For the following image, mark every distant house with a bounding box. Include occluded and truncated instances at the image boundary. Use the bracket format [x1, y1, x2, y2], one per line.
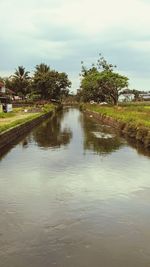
[0, 82, 15, 112]
[0, 82, 15, 98]
[119, 93, 135, 102]
[139, 93, 150, 101]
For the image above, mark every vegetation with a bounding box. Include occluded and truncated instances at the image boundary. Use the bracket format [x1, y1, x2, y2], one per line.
[31, 64, 71, 100]
[1, 63, 71, 101]
[0, 113, 40, 133]
[83, 103, 150, 128]
[82, 103, 150, 147]
[4, 66, 31, 98]
[0, 104, 55, 134]
[78, 55, 129, 105]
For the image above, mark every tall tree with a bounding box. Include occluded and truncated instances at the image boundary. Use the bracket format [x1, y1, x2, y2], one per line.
[97, 71, 128, 105]
[11, 66, 30, 97]
[32, 64, 71, 100]
[80, 55, 129, 105]
[35, 63, 50, 74]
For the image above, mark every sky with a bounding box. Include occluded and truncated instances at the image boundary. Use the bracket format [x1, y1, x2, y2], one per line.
[0, 0, 150, 92]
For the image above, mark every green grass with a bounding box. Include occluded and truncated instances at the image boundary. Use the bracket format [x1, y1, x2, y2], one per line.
[41, 103, 55, 113]
[84, 103, 150, 128]
[0, 103, 55, 134]
[0, 112, 16, 118]
[0, 114, 40, 133]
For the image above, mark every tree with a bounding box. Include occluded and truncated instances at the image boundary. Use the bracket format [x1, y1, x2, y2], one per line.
[35, 63, 50, 74]
[79, 55, 129, 105]
[80, 69, 106, 102]
[97, 71, 128, 105]
[11, 66, 30, 97]
[32, 63, 71, 100]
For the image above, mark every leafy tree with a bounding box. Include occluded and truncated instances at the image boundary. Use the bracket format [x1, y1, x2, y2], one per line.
[131, 89, 142, 101]
[97, 71, 128, 105]
[32, 63, 71, 100]
[80, 69, 105, 102]
[79, 55, 129, 105]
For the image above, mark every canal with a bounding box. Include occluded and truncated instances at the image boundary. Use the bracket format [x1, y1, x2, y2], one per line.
[0, 108, 150, 267]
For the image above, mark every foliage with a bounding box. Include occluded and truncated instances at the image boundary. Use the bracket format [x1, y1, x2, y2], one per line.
[84, 103, 150, 128]
[80, 69, 105, 102]
[0, 103, 56, 133]
[42, 103, 55, 113]
[0, 113, 40, 133]
[32, 63, 71, 101]
[1, 63, 71, 101]
[0, 111, 15, 118]
[79, 55, 129, 105]
[10, 66, 31, 97]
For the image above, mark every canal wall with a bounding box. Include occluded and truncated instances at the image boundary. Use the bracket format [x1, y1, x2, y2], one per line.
[0, 111, 54, 150]
[84, 110, 150, 149]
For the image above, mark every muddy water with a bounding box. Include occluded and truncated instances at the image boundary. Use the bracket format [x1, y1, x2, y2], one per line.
[0, 108, 150, 267]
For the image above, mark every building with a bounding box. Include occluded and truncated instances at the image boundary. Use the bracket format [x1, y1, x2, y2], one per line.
[139, 93, 150, 101]
[0, 82, 14, 112]
[0, 82, 15, 98]
[119, 93, 135, 102]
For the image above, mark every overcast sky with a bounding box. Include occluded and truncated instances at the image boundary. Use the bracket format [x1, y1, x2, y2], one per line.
[0, 0, 150, 91]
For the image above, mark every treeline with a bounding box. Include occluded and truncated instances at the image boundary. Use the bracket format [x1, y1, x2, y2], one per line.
[77, 55, 143, 105]
[0, 64, 71, 101]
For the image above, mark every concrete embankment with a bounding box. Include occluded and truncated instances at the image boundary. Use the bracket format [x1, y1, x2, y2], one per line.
[0, 111, 53, 150]
[84, 110, 150, 149]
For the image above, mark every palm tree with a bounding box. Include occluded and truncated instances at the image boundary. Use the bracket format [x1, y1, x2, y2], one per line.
[13, 66, 30, 81]
[35, 63, 50, 74]
[12, 66, 30, 97]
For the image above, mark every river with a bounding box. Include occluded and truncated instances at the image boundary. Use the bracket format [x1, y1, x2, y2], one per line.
[0, 108, 150, 267]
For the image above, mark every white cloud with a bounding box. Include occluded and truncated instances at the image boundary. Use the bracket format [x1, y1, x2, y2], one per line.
[0, 0, 150, 91]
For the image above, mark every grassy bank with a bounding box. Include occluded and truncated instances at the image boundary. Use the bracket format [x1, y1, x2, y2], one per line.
[0, 104, 55, 134]
[84, 103, 150, 128]
[83, 103, 150, 147]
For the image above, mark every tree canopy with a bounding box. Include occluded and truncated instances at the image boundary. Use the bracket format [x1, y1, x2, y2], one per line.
[1, 63, 71, 101]
[79, 55, 129, 105]
[32, 64, 71, 100]
[4, 66, 31, 98]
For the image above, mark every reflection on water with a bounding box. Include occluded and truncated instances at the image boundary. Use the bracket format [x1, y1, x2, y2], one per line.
[32, 110, 72, 149]
[0, 108, 150, 267]
[0, 110, 72, 160]
[80, 113, 124, 155]
[126, 137, 150, 158]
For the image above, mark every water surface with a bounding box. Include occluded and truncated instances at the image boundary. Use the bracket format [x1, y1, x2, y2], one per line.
[0, 108, 150, 267]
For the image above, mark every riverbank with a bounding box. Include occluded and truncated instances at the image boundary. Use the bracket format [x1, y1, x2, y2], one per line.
[0, 104, 56, 149]
[0, 104, 55, 133]
[82, 103, 150, 148]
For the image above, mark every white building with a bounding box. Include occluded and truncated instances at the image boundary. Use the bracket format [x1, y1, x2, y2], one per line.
[139, 93, 150, 101]
[119, 93, 135, 102]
